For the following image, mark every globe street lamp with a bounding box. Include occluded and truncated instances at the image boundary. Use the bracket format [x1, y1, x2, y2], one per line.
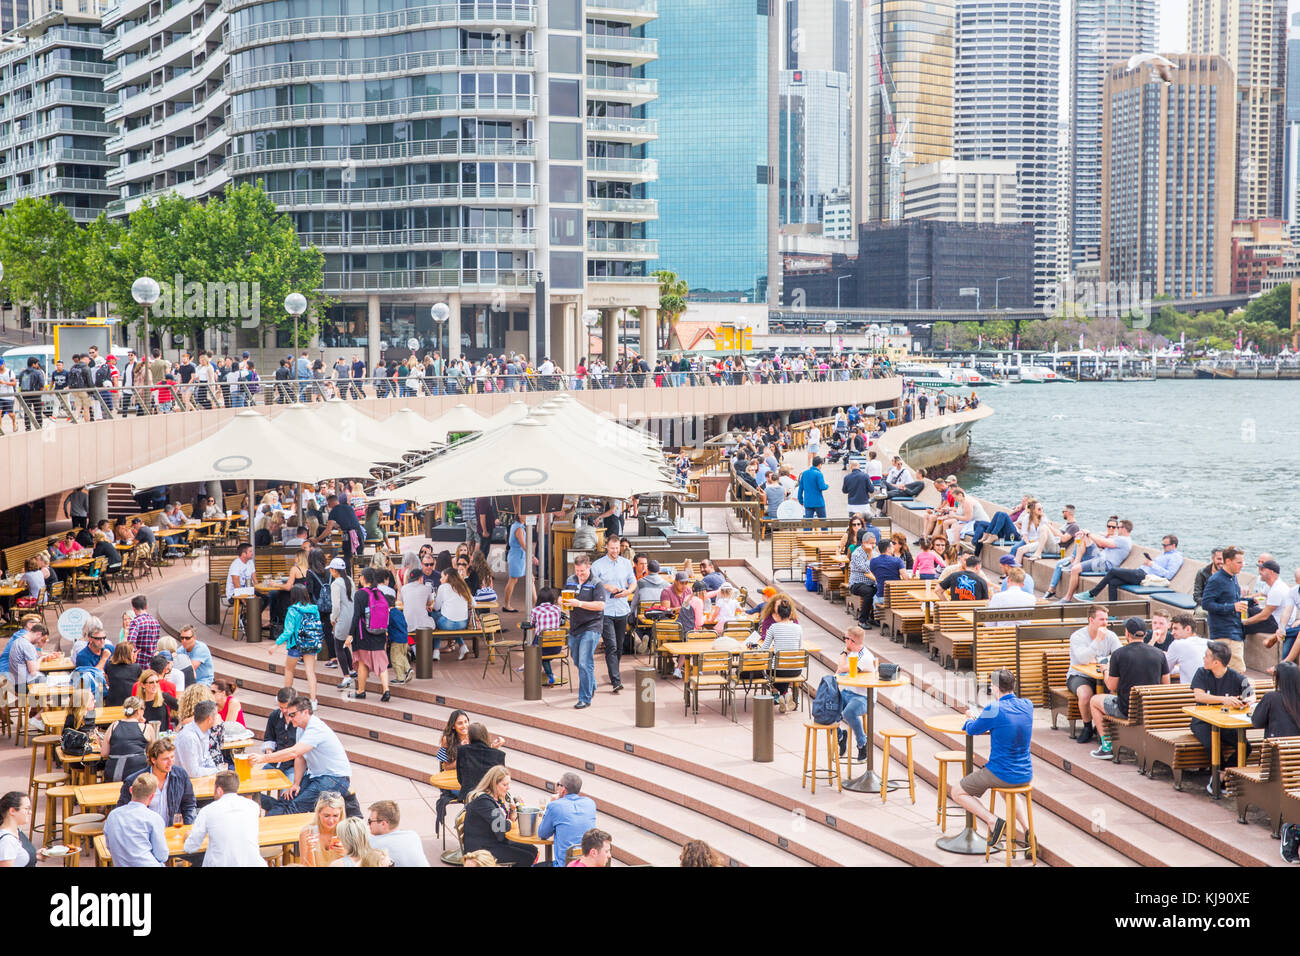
[284, 292, 307, 351]
[582, 309, 600, 363]
[431, 301, 450, 353]
[824, 319, 837, 352]
[131, 276, 160, 355]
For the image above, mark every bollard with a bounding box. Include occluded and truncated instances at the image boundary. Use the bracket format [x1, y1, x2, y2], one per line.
[204, 581, 220, 626]
[415, 627, 433, 680]
[244, 594, 263, 644]
[635, 666, 655, 727]
[523, 644, 542, 701]
[753, 694, 774, 762]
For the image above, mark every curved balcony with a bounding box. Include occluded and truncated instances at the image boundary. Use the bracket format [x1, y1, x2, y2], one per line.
[586, 196, 657, 220]
[586, 0, 657, 25]
[225, 3, 536, 54]
[263, 181, 537, 209]
[584, 32, 657, 65]
[585, 155, 656, 181]
[584, 74, 656, 105]
[228, 93, 536, 134]
[229, 138, 534, 175]
[300, 226, 535, 251]
[586, 237, 657, 257]
[322, 267, 536, 292]
[585, 115, 657, 142]
[225, 49, 533, 94]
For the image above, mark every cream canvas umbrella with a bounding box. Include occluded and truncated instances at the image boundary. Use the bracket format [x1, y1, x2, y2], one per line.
[426, 402, 492, 444]
[273, 403, 413, 464]
[483, 400, 531, 430]
[314, 399, 431, 457]
[371, 407, 447, 453]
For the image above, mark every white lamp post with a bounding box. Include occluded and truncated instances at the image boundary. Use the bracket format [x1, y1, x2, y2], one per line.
[131, 276, 160, 355]
[284, 292, 308, 351]
[582, 309, 600, 362]
[824, 319, 837, 352]
[431, 301, 450, 354]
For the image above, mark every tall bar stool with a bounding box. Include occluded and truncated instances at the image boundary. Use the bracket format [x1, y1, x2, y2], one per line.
[67, 820, 104, 867]
[44, 785, 77, 848]
[28, 734, 62, 802]
[985, 783, 1037, 866]
[801, 722, 842, 794]
[30, 770, 68, 842]
[933, 750, 967, 832]
[878, 727, 916, 804]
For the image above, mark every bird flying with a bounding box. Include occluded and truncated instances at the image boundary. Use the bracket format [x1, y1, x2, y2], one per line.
[1126, 53, 1177, 85]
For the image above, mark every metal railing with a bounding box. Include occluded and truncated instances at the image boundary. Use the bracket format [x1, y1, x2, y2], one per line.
[227, 137, 535, 174]
[225, 49, 534, 92]
[584, 74, 658, 96]
[264, 182, 538, 207]
[583, 33, 658, 56]
[585, 237, 657, 255]
[586, 196, 657, 217]
[229, 93, 536, 132]
[300, 226, 536, 249]
[2, 365, 895, 433]
[225, 3, 536, 53]
[585, 115, 658, 137]
[585, 156, 657, 177]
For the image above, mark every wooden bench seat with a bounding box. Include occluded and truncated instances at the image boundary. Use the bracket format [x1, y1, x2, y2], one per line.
[1140, 679, 1273, 788]
[1044, 647, 1081, 735]
[878, 579, 927, 643]
[1225, 736, 1300, 836]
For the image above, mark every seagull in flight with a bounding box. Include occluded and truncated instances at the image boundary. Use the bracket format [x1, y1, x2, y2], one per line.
[1126, 53, 1177, 85]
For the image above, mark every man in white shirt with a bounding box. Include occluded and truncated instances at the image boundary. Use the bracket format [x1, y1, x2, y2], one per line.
[1164, 613, 1209, 683]
[834, 627, 877, 762]
[988, 568, 1037, 613]
[807, 424, 821, 457]
[367, 800, 430, 867]
[176, 700, 224, 776]
[1066, 605, 1121, 745]
[1244, 559, 1290, 640]
[183, 770, 266, 867]
[227, 543, 256, 600]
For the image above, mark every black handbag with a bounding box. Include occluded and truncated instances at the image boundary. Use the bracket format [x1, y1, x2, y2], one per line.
[61, 726, 91, 757]
[877, 663, 900, 680]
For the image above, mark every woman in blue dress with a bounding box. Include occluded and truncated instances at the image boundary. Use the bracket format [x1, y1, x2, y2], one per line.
[502, 517, 527, 612]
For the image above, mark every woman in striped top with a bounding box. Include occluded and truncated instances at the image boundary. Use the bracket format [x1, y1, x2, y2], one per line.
[760, 599, 804, 713]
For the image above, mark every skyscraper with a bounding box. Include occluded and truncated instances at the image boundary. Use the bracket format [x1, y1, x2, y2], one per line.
[953, 0, 1059, 306]
[1188, 0, 1288, 221]
[1101, 54, 1237, 297]
[646, 0, 771, 298]
[1070, 0, 1159, 268]
[1284, 12, 1300, 238]
[779, 68, 850, 228]
[784, 0, 850, 74]
[854, 0, 954, 228]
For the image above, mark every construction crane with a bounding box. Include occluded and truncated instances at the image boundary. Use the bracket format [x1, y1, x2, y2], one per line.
[866, 7, 909, 222]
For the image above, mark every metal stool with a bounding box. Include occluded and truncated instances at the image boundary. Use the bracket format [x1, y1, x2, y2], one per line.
[801, 722, 842, 794]
[30, 771, 68, 842]
[933, 750, 966, 832]
[985, 783, 1037, 866]
[878, 727, 916, 804]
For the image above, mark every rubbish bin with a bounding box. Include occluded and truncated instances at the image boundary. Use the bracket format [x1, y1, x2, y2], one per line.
[524, 644, 542, 701]
[753, 694, 774, 762]
[635, 666, 655, 727]
[244, 594, 263, 644]
[205, 581, 220, 625]
[415, 627, 434, 680]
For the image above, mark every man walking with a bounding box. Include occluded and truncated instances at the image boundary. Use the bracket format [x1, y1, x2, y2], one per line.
[797, 456, 829, 519]
[590, 535, 635, 693]
[566, 554, 606, 710]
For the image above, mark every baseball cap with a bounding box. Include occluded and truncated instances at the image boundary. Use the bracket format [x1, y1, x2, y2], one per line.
[1124, 617, 1147, 637]
[674, 570, 691, 582]
[1260, 559, 1281, 574]
[328, 558, 347, 571]
[998, 555, 1016, 566]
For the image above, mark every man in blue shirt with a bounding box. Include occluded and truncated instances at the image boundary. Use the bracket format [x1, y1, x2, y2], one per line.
[103, 773, 169, 867]
[1200, 546, 1248, 673]
[950, 668, 1034, 847]
[1084, 533, 1184, 601]
[590, 535, 635, 693]
[797, 456, 829, 519]
[179, 627, 213, 685]
[537, 771, 598, 867]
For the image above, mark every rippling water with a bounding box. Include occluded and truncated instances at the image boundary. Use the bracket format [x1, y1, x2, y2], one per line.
[958, 381, 1300, 572]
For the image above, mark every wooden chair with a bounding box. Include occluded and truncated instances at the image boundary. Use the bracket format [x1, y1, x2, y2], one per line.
[735, 650, 771, 710]
[686, 651, 735, 723]
[1226, 737, 1300, 837]
[769, 650, 809, 714]
[878, 579, 927, 640]
[539, 630, 571, 690]
[652, 620, 680, 676]
[801, 722, 842, 793]
[984, 784, 1037, 866]
[879, 727, 917, 804]
[1044, 647, 1081, 734]
[38, 581, 66, 627]
[1142, 678, 1273, 787]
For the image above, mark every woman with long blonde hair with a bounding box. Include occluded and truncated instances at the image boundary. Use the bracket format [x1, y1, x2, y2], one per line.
[462, 766, 536, 866]
[329, 817, 391, 867]
[299, 791, 346, 867]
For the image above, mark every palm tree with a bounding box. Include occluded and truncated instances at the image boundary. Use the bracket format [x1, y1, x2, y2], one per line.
[653, 269, 688, 353]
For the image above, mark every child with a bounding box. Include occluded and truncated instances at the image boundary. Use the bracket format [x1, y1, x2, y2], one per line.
[913, 537, 946, 581]
[712, 583, 740, 634]
[274, 584, 322, 707]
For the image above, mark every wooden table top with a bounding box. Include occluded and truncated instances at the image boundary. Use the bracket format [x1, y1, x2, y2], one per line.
[50, 557, 92, 568]
[0, 584, 25, 596]
[836, 671, 911, 690]
[659, 641, 822, 656]
[75, 768, 290, 808]
[1182, 705, 1253, 729]
[924, 713, 972, 735]
[41, 707, 126, 728]
[506, 822, 553, 847]
[38, 657, 75, 672]
[94, 812, 315, 862]
[1076, 662, 1104, 681]
[429, 769, 459, 791]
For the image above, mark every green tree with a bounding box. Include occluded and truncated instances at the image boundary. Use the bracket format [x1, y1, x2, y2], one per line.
[653, 269, 688, 325]
[1240, 282, 1290, 329]
[63, 213, 126, 315]
[0, 197, 79, 327]
[115, 192, 193, 338]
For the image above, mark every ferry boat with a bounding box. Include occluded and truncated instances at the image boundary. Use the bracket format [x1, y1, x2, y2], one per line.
[898, 363, 994, 388]
[1017, 365, 1073, 384]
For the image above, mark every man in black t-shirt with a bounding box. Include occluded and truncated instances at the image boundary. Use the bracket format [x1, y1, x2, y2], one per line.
[1090, 619, 1170, 759]
[316, 494, 363, 569]
[176, 351, 196, 410]
[940, 556, 989, 601]
[566, 554, 606, 711]
[1189, 640, 1251, 784]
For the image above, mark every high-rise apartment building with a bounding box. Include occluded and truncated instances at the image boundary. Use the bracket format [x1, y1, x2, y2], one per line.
[1284, 12, 1300, 237]
[953, 0, 1058, 306]
[100, 0, 663, 366]
[1070, 0, 1158, 268]
[779, 67, 849, 228]
[0, 0, 112, 222]
[1055, 121, 1071, 281]
[1101, 54, 1236, 297]
[784, 0, 849, 74]
[646, 0, 770, 298]
[902, 159, 1018, 224]
[854, 0, 954, 228]
[1188, 0, 1287, 221]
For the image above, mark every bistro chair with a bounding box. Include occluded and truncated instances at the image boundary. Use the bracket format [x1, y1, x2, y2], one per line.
[539, 630, 571, 690]
[686, 651, 736, 723]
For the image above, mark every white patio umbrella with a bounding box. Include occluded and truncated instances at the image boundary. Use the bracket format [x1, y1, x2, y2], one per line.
[371, 407, 446, 453]
[316, 399, 428, 457]
[427, 402, 491, 443]
[273, 403, 413, 464]
[483, 400, 531, 430]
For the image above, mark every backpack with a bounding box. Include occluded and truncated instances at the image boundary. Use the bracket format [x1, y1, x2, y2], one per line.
[292, 606, 323, 654]
[387, 605, 408, 645]
[310, 570, 331, 617]
[811, 674, 843, 726]
[94, 364, 113, 388]
[360, 587, 390, 638]
[18, 367, 39, 391]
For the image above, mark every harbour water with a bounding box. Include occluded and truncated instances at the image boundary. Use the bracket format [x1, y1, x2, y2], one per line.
[956, 380, 1299, 574]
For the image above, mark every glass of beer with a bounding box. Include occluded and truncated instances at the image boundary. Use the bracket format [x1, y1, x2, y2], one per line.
[848, 654, 859, 678]
[234, 753, 252, 783]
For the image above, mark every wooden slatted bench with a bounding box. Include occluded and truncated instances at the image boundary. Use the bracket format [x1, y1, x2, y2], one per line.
[1225, 736, 1300, 836]
[1099, 684, 1167, 770]
[1044, 647, 1079, 734]
[971, 626, 1018, 689]
[878, 579, 927, 643]
[923, 600, 986, 655]
[1144, 679, 1275, 788]
[770, 528, 841, 582]
[2, 536, 55, 576]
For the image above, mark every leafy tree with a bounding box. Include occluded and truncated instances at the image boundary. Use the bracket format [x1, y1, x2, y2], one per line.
[0, 197, 79, 325]
[653, 269, 688, 325]
[1240, 282, 1290, 329]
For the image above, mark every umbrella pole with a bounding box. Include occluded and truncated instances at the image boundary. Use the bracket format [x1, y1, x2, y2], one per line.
[524, 515, 536, 619]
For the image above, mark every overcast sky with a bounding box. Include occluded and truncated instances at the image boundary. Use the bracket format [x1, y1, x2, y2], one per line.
[1158, 0, 1300, 52]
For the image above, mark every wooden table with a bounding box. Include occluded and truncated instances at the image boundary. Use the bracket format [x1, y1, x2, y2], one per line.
[41, 707, 125, 729]
[1075, 661, 1106, 693]
[75, 767, 291, 809]
[506, 821, 554, 864]
[1183, 705, 1252, 799]
[429, 769, 459, 792]
[50, 556, 93, 592]
[924, 712, 984, 855]
[659, 641, 822, 708]
[38, 657, 75, 673]
[93, 811, 314, 866]
[837, 671, 911, 793]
